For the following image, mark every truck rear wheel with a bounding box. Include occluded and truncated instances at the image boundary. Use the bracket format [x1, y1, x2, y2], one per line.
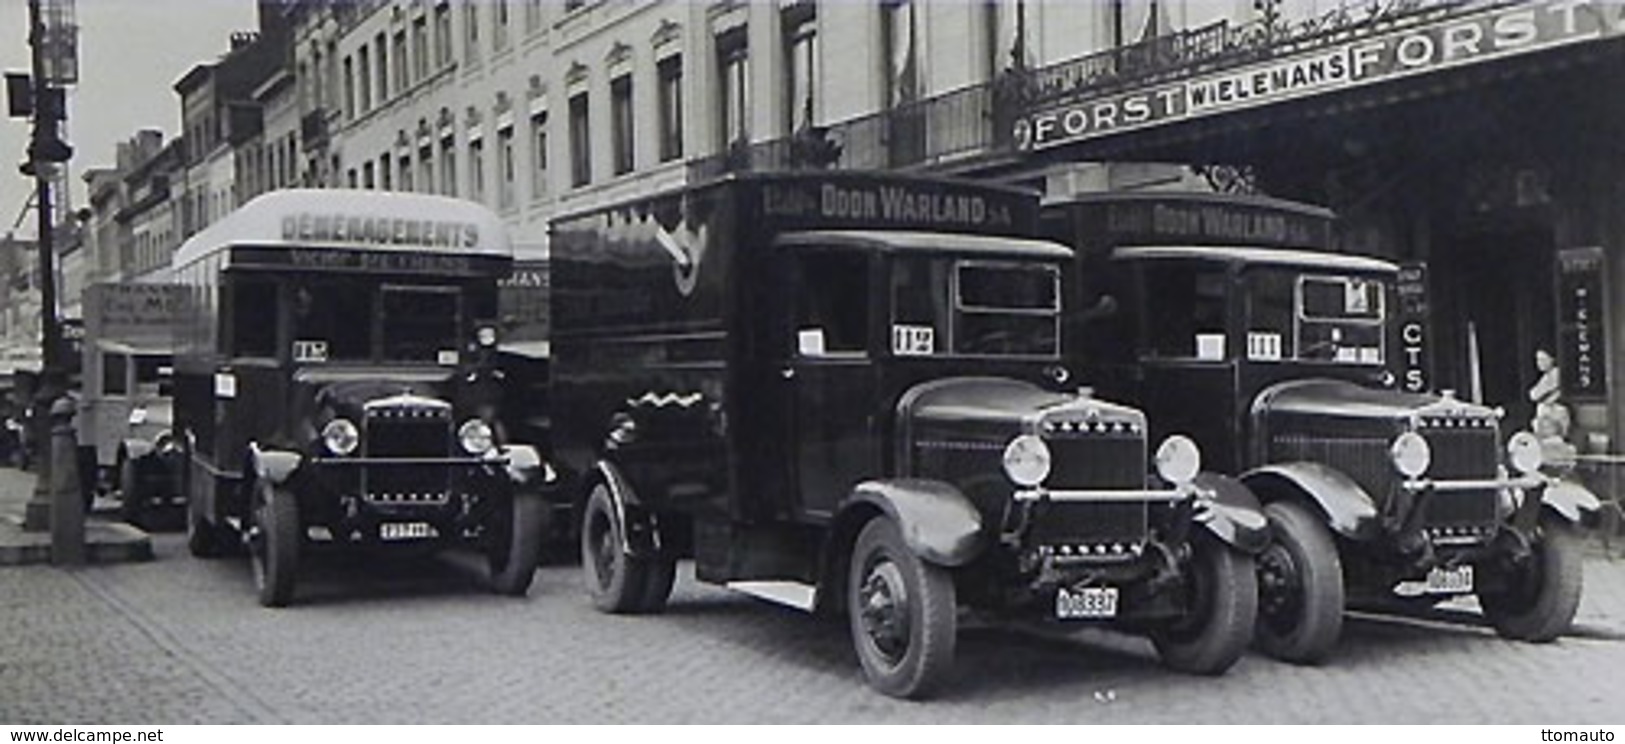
[848, 518, 956, 699]
[1254, 500, 1345, 664]
[581, 482, 665, 613]
[184, 463, 228, 559]
[488, 495, 544, 596]
[1479, 517, 1583, 642]
[1150, 533, 1257, 675]
[250, 481, 300, 608]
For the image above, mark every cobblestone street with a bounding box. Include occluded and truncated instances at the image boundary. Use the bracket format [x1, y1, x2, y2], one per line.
[3, 467, 1624, 724]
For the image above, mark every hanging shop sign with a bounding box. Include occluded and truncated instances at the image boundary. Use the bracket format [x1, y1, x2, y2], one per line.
[1556, 246, 1608, 400]
[1395, 261, 1430, 394]
[1015, 0, 1625, 152]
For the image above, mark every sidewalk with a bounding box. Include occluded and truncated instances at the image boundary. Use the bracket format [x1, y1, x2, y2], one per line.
[0, 466, 152, 566]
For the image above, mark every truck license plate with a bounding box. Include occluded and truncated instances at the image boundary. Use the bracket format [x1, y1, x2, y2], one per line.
[1424, 565, 1474, 594]
[380, 522, 435, 541]
[1056, 586, 1118, 619]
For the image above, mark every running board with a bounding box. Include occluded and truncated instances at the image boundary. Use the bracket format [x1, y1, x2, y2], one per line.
[726, 581, 817, 611]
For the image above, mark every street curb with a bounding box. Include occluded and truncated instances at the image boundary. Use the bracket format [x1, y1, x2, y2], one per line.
[0, 514, 154, 566]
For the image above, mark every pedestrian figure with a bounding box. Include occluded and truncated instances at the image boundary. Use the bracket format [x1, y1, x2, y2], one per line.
[1529, 348, 1570, 440]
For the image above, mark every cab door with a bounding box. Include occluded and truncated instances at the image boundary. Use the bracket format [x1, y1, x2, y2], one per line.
[785, 246, 881, 522]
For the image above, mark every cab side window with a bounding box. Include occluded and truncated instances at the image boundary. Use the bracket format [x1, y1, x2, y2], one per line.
[230, 278, 279, 358]
[102, 353, 129, 396]
[795, 250, 869, 356]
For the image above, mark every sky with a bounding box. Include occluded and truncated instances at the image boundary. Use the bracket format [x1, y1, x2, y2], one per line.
[1, 0, 259, 238]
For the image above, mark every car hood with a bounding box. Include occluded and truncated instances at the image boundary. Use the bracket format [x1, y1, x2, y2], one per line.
[1254, 378, 1500, 423]
[297, 367, 457, 419]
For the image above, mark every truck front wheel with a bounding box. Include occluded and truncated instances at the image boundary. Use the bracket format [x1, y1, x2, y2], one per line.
[250, 481, 300, 608]
[1254, 500, 1345, 664]
[1150, 534, 1257, 675]
[118, 456, 145, 526]
[847, 518, 957, 699]
[488, 495, 544, 596]
[1479, 518, 1583, 642]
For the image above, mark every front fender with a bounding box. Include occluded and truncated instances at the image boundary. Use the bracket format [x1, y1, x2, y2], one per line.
[247, 444, 303, 486]
[845, 479, 985, 567]
[1242, 461, 1381, 541]
[1190, 472, 1270, 553]
[499, 444, 557, 492]
[122, 438, 155, 461]
[592, 459, 658, 556]
[1540, 477, 1603, 526]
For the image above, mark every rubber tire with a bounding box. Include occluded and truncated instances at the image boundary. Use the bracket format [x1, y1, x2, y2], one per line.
[251, 481, 300, 608]
[1479, 518, 1583, 642]
[637, 554, 677, 613]
[1150, 534, 1258, 675]
[581, 483, 658, 614]
[489, 495, 545, 596]
[847, 518, 957, 699]
[118, 456, 145, 526]
[1254, 500, 1346, 664]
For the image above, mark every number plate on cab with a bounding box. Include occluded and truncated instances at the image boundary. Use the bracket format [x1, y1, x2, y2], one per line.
[1424, 565, 1474, 594]
[1056, 585, 1119, 619]
[380, 522, 436, 541]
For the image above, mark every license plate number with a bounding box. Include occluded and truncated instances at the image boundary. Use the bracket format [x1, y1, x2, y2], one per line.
[1424, 565, 1474, 594]
[1056, 586, 1119, 619]
[380, 522, 436, 541]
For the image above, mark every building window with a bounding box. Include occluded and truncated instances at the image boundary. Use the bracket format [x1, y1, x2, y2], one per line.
[399, 154, 414, 192]
[393, 30, 409, 91]
[657, 55, 682, 162]
[610, 74, 634, 176]
[881, 0, 919, 106]
[347, 168, 358, 188]
[358, 46, 372, 113]
[464, 3, 480, 64]
[569, 91, 591, 187]
[375, 33, 389, 101]
[380, 154, 392, 190]
[413, 16, 430, 81]
[498, 125, 516, 208]
[434, 2, 453, 68]
[342, 55, 356, 119]
[494, 0, 510, 51]
[564, 0, 585, 10]
[530, 110, 548, 198]
[784, 6, 817, 133]
[362, 161, 375, 189]
[525, 0, 543, 33]
[440, 136, 458, 197]
[419, 143, 435, 194]
[716, 30, 749, 153]
[469, 137, 486, 202]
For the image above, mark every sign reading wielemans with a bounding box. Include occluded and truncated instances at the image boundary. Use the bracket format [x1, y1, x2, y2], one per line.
[1557, 247, 1607, 400]
[1016, 1, 1625, 151]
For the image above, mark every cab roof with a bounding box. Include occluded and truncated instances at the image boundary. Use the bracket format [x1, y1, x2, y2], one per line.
[1111, 245, 1398, 273]
[775, 230, 1073, 260]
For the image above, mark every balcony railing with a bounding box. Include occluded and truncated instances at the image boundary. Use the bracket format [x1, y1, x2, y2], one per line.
[687, 0, 1503, 180]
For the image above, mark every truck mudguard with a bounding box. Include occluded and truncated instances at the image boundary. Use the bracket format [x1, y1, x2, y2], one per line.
[121, 438, 155, 462]
[1190, 472, 1270, 553]
[1540, 477, 1603, 525]
[592, 459, 658, 556]
[1241, 462, 1382, 541]
[248, 444, 303, 487]
[500, 444, 556, 490]
[845, 479, 985, 567]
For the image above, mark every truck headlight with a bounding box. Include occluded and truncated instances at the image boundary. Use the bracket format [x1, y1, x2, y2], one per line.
[1506, 431, 1544, 475]
[1002, 434, 1051, 487]
[1390, 431, 1431, 478]
[1154, 434, 1201, 485]
[459, 419, 495, 455]
[322, 419, 360, 456]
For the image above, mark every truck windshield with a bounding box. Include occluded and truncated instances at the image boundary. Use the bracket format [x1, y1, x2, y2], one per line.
[952, 262, 1060, 357]
[1243, 269, 1385, 365]
[290, 280, 463, 363]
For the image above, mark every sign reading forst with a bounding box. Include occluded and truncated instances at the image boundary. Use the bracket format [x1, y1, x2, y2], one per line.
[1016, 0, 1625, 152]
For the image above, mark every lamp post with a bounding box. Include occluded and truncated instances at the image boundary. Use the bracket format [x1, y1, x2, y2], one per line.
[17, 0, 73, 531]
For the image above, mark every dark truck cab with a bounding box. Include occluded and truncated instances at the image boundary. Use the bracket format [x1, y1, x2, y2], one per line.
[1048, 193, 1602, 663]
[552, 173, 1268, 698]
